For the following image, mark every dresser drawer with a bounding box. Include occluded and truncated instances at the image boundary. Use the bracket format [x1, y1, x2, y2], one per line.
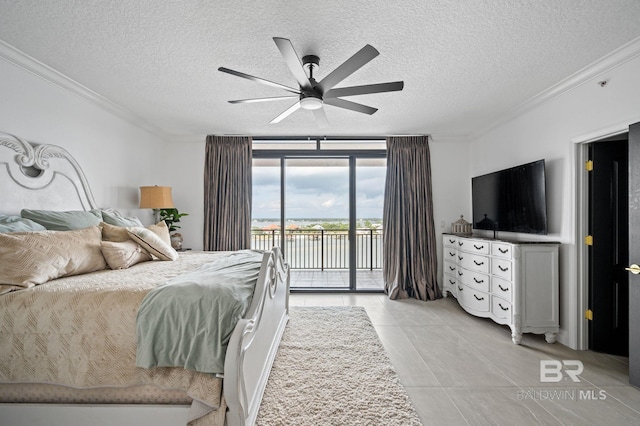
[458, 267, 489, 292]
[491, 296, 512, 320]
[444, 260, 457, 276]
[459, 253, 489, 274]
[457, 238, 489, 255]
[444, 248, 457, 262]
[492, 258, 513, 280]
[491, 242, 513, 259]
[444, 277, 457, 297]
[444, 236, 458, 248]
[492, 277, 512, 301]
[459, 285, 490, 312]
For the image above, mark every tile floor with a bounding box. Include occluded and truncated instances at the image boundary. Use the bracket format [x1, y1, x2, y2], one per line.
[290, 293, 640, 425]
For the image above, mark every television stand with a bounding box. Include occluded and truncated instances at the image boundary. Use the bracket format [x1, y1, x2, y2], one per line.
[442, 234, 560, 344]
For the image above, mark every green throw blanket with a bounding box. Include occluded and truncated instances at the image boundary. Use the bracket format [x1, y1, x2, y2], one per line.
[136, 250, 264, 374]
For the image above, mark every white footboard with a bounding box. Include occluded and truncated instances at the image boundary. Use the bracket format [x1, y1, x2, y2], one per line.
[224, 247, 290, 426]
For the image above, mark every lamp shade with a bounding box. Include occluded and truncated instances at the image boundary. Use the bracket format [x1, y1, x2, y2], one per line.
[139, 186, 174, 209]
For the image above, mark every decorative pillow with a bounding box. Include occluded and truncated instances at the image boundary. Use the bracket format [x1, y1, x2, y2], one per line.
[21, 208, 103, 231]
[147, 220, 172, 246]
[101, 220, 172, 244]
[127, 227, 178, 261]
[0, 214, 47, 233]
[0, 284, 20, 295]
[100, 222, 131, 242]
[101, 209, 143, 227]
[0, 226, 107, 287]
[101, 240, 152, 270]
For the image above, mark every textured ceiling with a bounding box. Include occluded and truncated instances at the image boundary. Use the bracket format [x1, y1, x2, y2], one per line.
[1, 0, 640, 140]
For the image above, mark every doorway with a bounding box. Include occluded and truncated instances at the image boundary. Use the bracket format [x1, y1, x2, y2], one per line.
[587, 137, 629, 356]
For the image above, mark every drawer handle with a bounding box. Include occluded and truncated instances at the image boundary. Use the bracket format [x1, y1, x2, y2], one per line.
[458, 271, 463, 276]
[498, 265, 509, 272]
[449, 251, 455, 256]
[498, 248, 509, 254]
[498, 303, 509, 311]
[449, 239, 456, 244]
[473, 277, 484, 284]
[473, 294, 484, 301]
[473, 260, 484, 266]
[458, 256, 464, 260]
[449, 266, 455, 271]
[498, 284, 508, 292]
[449, 279, 456, 285]
[474, 244, 484, 250]
[458, 286, 463, 291]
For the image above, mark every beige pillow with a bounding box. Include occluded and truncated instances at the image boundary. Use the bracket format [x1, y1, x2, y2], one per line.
[101, 222, 130, 242]
[101, 240, 152, 270]
[147, 220, 172, 246]
[127, 227, 178, 261]
[0, 226, 107, 287]
[101, 221, 171, 245]
[0, 284, 20, 295]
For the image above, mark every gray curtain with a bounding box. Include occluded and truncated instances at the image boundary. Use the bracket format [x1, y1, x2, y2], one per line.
[203, 135, 252, 251]
[383, 135, 441, 300]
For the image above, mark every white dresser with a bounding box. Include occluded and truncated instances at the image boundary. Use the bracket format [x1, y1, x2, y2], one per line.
[442, 234, 560, 344]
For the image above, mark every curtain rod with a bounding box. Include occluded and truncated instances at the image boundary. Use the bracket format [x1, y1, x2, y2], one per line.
[216, 135, 429, 140]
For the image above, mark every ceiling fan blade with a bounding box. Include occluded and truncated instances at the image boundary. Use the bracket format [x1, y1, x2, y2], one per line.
[317, 45, 379, 93]
[312, 108, 329, 127]
[218, 67, 301, 94]
[273, 37, 313, 91]
[229, 95, 299, 104]
[324, 81, 404, 99]
[323, 98, 378, 115]
[270, 102, 302, 124]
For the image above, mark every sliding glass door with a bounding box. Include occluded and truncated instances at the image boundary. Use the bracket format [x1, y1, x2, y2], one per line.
[285, 158, 350, 289]
[355, 158, 386, 290]
[251, 139, 385, 291]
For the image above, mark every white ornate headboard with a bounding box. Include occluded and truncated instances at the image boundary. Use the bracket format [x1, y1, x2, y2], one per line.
[0, 132, 97, 215]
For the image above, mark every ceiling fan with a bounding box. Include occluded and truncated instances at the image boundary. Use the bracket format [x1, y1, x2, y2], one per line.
[218, 37, 404, 125]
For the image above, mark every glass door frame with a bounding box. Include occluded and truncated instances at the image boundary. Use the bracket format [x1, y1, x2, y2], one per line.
[252, 137, 386, 293]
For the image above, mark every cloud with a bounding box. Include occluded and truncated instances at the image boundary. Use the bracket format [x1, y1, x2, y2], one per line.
[252, 162, 385, 219]
[321, 198, 335, 208]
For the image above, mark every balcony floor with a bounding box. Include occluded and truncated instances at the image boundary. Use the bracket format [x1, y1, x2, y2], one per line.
[290, 269, 384, 290]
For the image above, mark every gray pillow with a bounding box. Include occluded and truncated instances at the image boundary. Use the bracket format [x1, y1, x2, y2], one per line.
[0, 214, 47, 233]
[20, 209, 103, 231]
[101, 209, 143, 227]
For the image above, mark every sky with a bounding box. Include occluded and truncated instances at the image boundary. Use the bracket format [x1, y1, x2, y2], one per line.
[252, 162, 385, 221]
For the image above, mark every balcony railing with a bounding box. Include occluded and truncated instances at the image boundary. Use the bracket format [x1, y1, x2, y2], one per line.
[251, 229, 383, 270]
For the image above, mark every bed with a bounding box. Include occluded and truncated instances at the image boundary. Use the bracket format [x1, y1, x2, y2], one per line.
[0, 132, 290, 426]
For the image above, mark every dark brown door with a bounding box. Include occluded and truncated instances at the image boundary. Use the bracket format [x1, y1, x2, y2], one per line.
[629, 122, 640, 387]
[588, 140, 629, 356]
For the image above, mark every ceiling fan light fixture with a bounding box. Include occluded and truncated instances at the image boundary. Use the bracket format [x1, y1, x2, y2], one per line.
[299, 96, 323, 110]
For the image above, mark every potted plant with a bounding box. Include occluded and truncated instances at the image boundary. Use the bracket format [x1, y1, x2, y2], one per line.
[159, 208, 189, 250]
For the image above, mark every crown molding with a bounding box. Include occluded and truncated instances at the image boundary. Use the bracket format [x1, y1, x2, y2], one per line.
[471, 36, 640, 141]
[0, 40, 171, 141]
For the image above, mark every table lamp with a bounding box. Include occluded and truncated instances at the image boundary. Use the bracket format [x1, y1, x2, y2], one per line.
[139, 186, 174, 223]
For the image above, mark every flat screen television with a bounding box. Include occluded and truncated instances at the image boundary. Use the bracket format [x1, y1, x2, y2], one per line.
[472, 159, 548, 235]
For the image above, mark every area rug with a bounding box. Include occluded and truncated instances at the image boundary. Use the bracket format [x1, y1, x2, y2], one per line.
[256, 306, 422, 425]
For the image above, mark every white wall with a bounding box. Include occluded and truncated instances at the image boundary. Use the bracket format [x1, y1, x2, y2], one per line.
[430, 137, 471, 288]
[468, 44, 640, 348]
[0, 55, 165, 222]
[159, 140, 205, 250]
